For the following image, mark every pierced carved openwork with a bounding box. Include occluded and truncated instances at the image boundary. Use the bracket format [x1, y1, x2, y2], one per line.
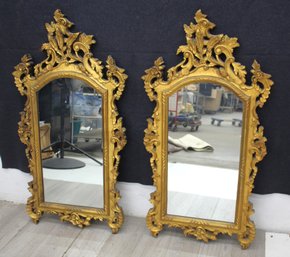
[143, 10, 273, 248]
[13, 10, 127, 232]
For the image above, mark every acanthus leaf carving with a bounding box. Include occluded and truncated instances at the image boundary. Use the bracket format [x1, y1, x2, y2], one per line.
[142, 57, 165, 101]
[251, 60, 274, 108]
[59, 212, 93, 228]
[13, 54, 34, 96]
[183, 227, 218, 242]
[46, 210, 105, 228]
[147, 10, 247, 86]
[106, 55, 128, 100]
[33, 9, 104, 80]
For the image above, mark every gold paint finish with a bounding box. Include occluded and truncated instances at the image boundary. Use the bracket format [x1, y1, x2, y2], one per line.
[13, 10, 127, 232]
[142, 10, 273, 248]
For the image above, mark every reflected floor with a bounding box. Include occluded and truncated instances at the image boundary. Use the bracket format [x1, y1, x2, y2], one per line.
[168, 192, 236, 222]
[43, 155, 103, 208]
[168, 112, 242, 169]
[167, 162, 238, 223]
[43, 156, 103, 185]
[44, 179, 103, 208]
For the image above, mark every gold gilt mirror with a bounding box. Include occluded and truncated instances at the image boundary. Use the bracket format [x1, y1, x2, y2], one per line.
[13, 10, 127, 232]
[143, 10, 273, 248]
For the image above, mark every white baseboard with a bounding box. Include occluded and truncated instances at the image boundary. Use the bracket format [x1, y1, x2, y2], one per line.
[1, 167, 290, 233]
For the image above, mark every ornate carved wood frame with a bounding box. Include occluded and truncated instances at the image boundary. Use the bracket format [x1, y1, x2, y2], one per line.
[13, 10, 127, 232]
[142, 10, 273, 248]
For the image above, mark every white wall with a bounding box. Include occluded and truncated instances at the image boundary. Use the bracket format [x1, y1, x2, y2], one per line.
[1, 166, 290, 233]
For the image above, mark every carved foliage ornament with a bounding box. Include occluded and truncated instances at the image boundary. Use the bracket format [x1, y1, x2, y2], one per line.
[143, 10, 273, 248]
[13, 10, 127, 232]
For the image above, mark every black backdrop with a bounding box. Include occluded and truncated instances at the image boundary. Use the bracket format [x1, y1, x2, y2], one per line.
[0, 1, 290, 194]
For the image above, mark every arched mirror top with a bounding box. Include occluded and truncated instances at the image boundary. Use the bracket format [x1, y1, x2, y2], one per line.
[163, 77, 250, 105]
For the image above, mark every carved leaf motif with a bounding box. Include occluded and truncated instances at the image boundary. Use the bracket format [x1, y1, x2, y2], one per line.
[45, 22, 55, 34]
[177, 44, 188, 55]
[12, 54, 33, 96]
[232, 62, 247, 83]
[142, 57, 164, 101]
[251, 60, 273, 108]
[196, 32, 204, 54]
[54, 9, 65, 22]
[106, 55, 127, 100]
[89, 57, 103, 77]
[183, 227, 218, 242]
[66, 32, 80, 48]
[56, 29, 64, 50]
[252, 60, 261, 72]
[48, 35, 60, 54]
[221, 36, 239, 52]
[154, 56, 164, 68]
[79, 33, 96, 47]
[21, 54, 33, 64]
[41, 43, 50, 51]
[207, 35, 222, 51]
[60, 212, 92, 228]
[177, 41, 197, 58]
[106, 55, 116, 70]
[194, 9, 208, 23]
[184, 23, 196, 38]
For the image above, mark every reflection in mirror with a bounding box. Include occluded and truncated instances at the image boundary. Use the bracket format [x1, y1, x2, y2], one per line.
[38, 78, 103, 208]
[167, 83, 242, 222]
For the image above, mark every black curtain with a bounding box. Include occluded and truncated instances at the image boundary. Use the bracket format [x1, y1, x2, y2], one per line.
[0, 0, 290, 194]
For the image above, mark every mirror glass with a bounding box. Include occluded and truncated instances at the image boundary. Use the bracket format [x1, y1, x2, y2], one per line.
[167, 83, 242, 222]
[38, 78, 104, 208]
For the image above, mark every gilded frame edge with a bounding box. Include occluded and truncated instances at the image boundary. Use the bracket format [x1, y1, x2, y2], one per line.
[13, 9, 127, 232]
[142, 9, 273, 248]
